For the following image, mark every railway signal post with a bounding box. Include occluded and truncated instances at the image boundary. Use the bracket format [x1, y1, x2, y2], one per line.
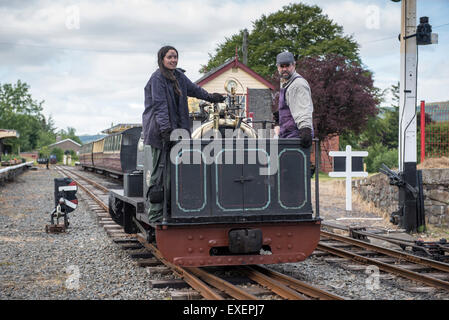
[391, 0, 437, 232]
[45, 178, 78, 233]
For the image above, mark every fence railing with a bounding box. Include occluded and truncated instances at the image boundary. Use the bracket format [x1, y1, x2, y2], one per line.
[420, 100, 449, 162]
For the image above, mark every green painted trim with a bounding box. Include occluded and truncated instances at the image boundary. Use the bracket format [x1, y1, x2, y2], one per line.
[175, 149, 207, 212]
[277, 148, 307, 209]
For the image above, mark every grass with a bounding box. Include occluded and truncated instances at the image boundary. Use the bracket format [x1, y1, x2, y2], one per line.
[417, 156, 449, 169]
[312, 171, 377, 182]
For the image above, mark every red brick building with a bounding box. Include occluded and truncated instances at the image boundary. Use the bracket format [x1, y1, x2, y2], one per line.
[311, 135, 339, 173]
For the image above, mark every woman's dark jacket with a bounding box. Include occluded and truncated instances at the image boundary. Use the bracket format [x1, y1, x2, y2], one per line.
[143, 68, 211, 149]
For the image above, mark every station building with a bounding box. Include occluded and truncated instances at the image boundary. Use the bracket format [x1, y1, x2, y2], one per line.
[48, 138, 82, 155]
[0, 129, 18, 155]
[192, 55, 275, 134]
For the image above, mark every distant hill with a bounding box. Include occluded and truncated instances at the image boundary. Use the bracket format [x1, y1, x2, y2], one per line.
[78, 134, 106, 144]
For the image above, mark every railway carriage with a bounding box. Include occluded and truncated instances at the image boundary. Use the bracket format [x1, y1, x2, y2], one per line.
[80, 126, 142, 177]
[79, 142, 94, 168]
[92, 138, 105, 172]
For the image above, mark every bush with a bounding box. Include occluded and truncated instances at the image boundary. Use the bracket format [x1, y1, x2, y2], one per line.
[371, 148, 398, 173]
[51, 147, 64, 162]
[365, 143, 398, 173]
[69, 149, 79, 161]
[39, 146, 50, 158]
[1, 154, 20, 162]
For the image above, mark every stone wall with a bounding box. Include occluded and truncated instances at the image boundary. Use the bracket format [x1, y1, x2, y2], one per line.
[421, 169, 449, 226]
[352, 168, 449, 227]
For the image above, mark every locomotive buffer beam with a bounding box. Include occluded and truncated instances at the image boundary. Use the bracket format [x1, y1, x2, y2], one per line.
[228, 229, 263, 254]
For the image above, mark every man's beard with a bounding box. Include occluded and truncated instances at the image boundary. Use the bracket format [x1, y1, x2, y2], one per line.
[280, 71, 292, 80]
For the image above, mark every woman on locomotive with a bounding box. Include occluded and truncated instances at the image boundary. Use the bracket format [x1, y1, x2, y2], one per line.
[142, 45, 225, 222]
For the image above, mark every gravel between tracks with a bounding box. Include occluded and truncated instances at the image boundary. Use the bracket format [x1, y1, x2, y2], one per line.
[0, 167, 172, 300]
[1, 167, 448, 300]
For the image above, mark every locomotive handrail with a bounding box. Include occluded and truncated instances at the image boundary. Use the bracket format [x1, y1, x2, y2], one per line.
[314, 138, 320, 219]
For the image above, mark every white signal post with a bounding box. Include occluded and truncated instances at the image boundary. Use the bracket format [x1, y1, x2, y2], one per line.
[391, 0, 437, 232]
[328, 145, 368, 211]
[398, 0, 417, 171]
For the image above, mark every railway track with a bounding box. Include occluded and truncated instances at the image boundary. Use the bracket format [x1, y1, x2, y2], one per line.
[55, 165, 343, 300]
[317, 226, 449, 292]
[57, 165, 449, 298]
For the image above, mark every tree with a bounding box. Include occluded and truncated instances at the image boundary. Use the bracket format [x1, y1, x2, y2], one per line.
[201, 3, 360, 78]
[339, 82, 401, 172]
[0, 80, 55, 152]
[39, 146, 50, 158]
[51, 147, 64, 162]
[57, 127, 82, 145]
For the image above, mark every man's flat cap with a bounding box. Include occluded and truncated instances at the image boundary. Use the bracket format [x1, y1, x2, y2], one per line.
[276, 52, 295, 65]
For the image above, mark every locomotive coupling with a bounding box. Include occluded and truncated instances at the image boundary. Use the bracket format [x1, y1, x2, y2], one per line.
[228, 229, 263, 254]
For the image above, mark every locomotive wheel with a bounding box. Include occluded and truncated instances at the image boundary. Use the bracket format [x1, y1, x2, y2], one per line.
[108, 195, 124, 225]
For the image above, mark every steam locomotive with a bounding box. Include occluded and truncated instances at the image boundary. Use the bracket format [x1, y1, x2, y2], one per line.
[89, 85, 321, 267]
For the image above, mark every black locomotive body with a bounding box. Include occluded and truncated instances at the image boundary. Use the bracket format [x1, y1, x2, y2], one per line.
[109, 134, 321, 267]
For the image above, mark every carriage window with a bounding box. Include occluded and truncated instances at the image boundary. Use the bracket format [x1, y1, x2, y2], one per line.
[123, 135, 132, 146]
[117, 135, 122, 150]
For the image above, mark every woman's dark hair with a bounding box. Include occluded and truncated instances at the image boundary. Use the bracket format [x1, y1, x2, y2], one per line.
[158, 46, 181, 96]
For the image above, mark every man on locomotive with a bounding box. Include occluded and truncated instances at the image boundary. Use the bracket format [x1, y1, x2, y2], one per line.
[142, 45, 225, 222]
[273, 51, 313, 148]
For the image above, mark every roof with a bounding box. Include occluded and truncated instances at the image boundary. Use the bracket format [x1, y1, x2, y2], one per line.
[48, 138, 82, 148]
[0, 129, 19, 140]
[195, 57, 275, 90]
[102, 123, 142, 134]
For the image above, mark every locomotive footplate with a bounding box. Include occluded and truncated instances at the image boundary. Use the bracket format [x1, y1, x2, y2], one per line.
[155, 221, 321, 267]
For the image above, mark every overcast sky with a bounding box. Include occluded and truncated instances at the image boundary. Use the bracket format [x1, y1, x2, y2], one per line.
[1, 0, 448, 135]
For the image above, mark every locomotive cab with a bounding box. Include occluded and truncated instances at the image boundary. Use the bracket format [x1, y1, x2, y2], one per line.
[148, 137, 321, 266]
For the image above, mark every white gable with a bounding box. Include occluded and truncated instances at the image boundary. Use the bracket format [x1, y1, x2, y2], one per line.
[200, 67, 270, 94]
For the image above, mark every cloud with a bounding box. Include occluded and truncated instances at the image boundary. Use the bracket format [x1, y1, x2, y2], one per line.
[0, 0, 447, 135]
